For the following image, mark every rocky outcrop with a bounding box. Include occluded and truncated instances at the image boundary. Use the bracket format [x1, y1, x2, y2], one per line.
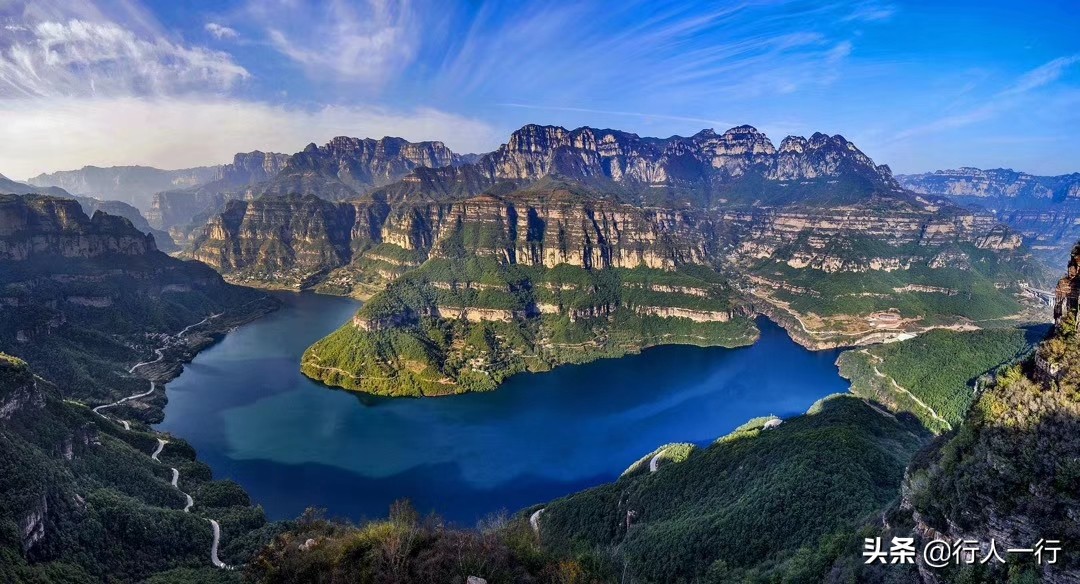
[258, 136, 461, 201]
[898, 167, 1080, 268]
[145, 150, 291, 233]
[898, 167, 1080, 200]
[0, 355, 44, 419]
[0, 194, 155, 260]
[1053, 242, 1080, 322]
[0, 356, 49, 553]
[20, 495, 47, 553]
[189, 188, 715, 289]
[386, 124, 901, 205]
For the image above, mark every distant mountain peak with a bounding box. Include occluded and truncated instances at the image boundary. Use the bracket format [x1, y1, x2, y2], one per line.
[257, 134, 463, 201]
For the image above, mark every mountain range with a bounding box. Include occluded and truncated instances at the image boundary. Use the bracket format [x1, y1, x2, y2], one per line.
[2, 121, 1075, 583]
[27, 165, 221, 210]
[899, 168, 1080, 268]
[158, 123, 1044, 395]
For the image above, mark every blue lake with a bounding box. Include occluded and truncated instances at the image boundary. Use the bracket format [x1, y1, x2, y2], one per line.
[157, 291, 849, 525]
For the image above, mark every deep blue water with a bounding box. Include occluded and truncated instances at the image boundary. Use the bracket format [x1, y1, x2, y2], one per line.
[157, 291, 848, 525]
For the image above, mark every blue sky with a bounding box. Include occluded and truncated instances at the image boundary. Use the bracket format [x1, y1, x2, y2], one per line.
[0, 0, 1077, 178]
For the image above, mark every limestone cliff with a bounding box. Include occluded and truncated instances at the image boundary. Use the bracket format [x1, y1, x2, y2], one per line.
[146, 150, 291, 235]
[189, 185, 715, 291]
[258, 136, 462, 201]
[0, 194, 155, 260]
[382, 124, 901, 206]
[189, 194, 360, 286]
[899, 167, 1080, 268]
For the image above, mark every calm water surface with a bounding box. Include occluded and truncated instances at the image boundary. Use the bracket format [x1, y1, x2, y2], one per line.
[157, 291, 848, 525]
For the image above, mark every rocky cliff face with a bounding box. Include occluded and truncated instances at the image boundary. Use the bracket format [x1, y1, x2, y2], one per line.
[382, 124, 901, 206]
[898, 167, 1080, 200]
[1053, 242, 1080, 322]
[720, 205, 1022, 274]
[145, 150, 291, 234]
[27, 164, 222, 210]
[189, 187, 713, 289]
[0, 194, 155, 260]
[258, 136, 461, 201]
[899, 168, 1080, 268]
[381, 190, 713, 270]
[190, 194, 359, 284]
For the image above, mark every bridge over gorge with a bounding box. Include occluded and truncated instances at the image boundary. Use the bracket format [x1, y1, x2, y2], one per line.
[1022, 285, 1056, 308]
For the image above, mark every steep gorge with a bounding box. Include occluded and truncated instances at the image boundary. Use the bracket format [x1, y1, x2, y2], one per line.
[185, 124, 1046, 395]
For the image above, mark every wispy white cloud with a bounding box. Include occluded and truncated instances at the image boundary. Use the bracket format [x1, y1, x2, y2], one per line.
[0, 0, 498, 178]
[0, 19, 248, 98]
[841, 1, 896, 22]
[894, 54, 1080, 140]
[250, 0, 417, 88]
[433, 0, 870, 107]
[1001, 54, 1080, 96]
[0, 97, 500, 178]
[205, 22, 238, 40]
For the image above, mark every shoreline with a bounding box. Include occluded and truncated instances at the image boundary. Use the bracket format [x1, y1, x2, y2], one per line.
[132, 295, 280, 387]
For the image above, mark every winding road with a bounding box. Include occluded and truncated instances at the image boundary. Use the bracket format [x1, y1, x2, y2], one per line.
[861, 349, 952, 430]
[87, 314, 231, 570]
[150, 438, 196, 513]
[208, 519, 229, 569]
[649, 451, 664, 473]
[529, 508, 545, 534]
[92, 382, 157, 417]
